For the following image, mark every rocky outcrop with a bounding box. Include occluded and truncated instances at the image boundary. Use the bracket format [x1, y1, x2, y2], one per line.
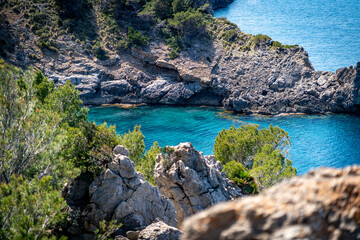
[82, 145, 177, 232]
[181, 166, 360, 240]
[138, 221, 182, 240]
[154, 142, 242, 223]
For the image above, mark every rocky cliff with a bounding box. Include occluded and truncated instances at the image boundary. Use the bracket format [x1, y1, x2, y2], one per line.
[181, 166, 360, 240]
[1, 0, 359, 114]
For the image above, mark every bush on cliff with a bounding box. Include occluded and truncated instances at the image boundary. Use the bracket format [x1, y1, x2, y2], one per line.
[222, 160, 258, 194]
[136, 141, 162, 185]
[214, 124, 296, 190]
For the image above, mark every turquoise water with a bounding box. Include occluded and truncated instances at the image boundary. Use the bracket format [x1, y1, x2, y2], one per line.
[214, 0, 360, 72]
[88, 106, 360, 174]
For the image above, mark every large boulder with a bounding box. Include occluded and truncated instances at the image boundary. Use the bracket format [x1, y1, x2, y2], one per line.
[181, 166, 360, 240]
[154, 142, 242, 223]
[82, 145, 177, 232]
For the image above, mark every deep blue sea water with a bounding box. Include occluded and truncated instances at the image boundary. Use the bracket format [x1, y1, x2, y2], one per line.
[88, 106, 360, 174]
[214, 0, 360, 72]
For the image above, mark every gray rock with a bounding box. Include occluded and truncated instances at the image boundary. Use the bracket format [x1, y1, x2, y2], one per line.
[83, 145, 177, 232]
[140, 79, 173, 102]
[154, 143, 242, 223]
[100, 80, 133, 96]
[138, 221, 182, 240]
[114, 145, 130, 157]
[181, 166, 360, 240]
[126, 230, 140, 240]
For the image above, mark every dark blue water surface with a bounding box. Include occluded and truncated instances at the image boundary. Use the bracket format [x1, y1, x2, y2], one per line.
[214, 0, 360, 72]
[88, 106, 360, 174]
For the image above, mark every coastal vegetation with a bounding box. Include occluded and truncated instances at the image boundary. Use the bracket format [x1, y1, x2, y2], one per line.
[214, 124, 297, 191]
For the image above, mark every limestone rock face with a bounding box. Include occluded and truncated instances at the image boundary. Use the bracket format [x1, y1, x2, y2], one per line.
[181, 166, 360, 240]
[138, 221, 182, 240]
[154, 142, 242, 223]
[82, 145, 177, 232]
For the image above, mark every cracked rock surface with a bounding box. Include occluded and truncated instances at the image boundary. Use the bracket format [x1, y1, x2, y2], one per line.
[82, 145, 177, 232]
[154, 142, 242, 223]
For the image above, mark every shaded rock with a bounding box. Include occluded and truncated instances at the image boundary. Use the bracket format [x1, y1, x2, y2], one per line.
[131, 47, 158, 65]
[154, 143, 242, 223]
[138, 221, 182, 240]
[140, 79, 173, 102]
[83, 145, 177, 232]
[126, 230, 140, 240]
[181, 166, 360, 240]
[100, 80, 133, 97]
[160, 82, 202, 104]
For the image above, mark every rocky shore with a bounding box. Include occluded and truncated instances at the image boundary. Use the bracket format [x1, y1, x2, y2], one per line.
[63, 144, 360, 239]
[46, 42, 360, 115]
[1, 0, 359, 115]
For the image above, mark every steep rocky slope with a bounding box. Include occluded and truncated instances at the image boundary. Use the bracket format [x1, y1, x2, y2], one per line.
[1, 0, 359, 114]
[181, 166, 360, 240]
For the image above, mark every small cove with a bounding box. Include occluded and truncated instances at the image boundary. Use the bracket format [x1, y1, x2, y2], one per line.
[88, 106, 360, 174]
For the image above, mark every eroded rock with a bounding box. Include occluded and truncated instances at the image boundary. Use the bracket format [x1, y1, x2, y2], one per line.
[181, 166, 360, 240]
[82, 145, 177, 232]
[154, 142, 242, 223]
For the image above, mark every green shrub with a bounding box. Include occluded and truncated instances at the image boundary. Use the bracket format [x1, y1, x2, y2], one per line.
[0, 176, 68, 240]
[169, 49, 179, 59]
[271, 41, 282, 48]
[214, 124, 290, 168]
[95, 219, 123, 240]
[38, 41, 59, 52]
[92, 41, 109, 60]
[33, 69, 55, 103]
[221, 29, 240, 47]
[127, 27, 149, 48]
[136, 142, 162, 185]
[63, 122, 120, 176]
[223, 160, 258, 194]
[168, 9, 205, 36]
[118, 125, 145, 165]
[172, 0, 191, 13]
[214, 124, 294, 190]
[250, 144, 297, 190]
[283, 44, 299, 49]
[0, 63, 61, 181]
